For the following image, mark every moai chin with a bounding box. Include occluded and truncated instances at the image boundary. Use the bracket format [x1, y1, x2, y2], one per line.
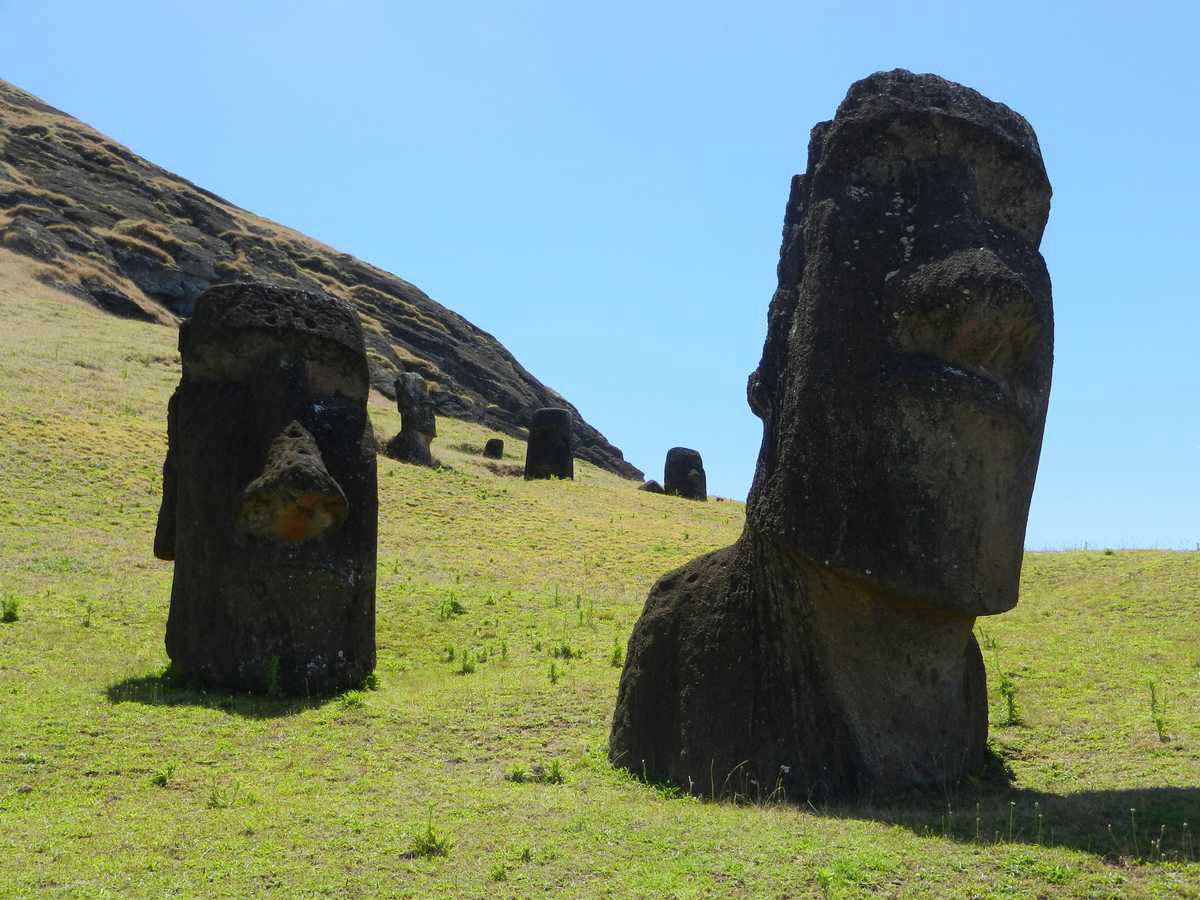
[384, 373, 437, 466]
[610, 70, 1054, 799]
[523, 407, 574, 480]
[154, 282, 378, 695]
[663, 447, 706, 501]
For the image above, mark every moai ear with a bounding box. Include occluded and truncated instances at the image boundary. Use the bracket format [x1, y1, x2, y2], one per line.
[153, 390, 178, 561]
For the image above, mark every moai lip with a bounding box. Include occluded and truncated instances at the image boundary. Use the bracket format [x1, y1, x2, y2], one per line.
[611, 70, 1053, 800]
[524, 407, 574, 480]
[154, 282, 378, 696]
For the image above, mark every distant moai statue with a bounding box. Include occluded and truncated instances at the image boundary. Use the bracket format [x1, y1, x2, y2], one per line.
[385, 372, 437, 466]
[523, 407, 574, 480]
[153, 282, 377, 695]
[611, 71, 1054, 800]
[483, 438, 504, 459]
[663, 447, 706, 501]
[639, 479, 665, 494]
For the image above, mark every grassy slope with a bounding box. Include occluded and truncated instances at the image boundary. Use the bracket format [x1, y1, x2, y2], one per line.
[0, 252, 1197, 897]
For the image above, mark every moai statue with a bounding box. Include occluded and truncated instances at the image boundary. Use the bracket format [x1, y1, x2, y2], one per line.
[523, 407, 574, 480]
[385, 372, 437, 466]
[610, 71, 1054, 799]
[483, 438, 504, 459]
[664, 447, 706, 501]
[638, 480, 665, 494]
[153, 283, 378, 695]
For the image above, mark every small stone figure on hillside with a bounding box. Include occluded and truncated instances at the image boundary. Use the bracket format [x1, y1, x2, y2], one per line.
[523, 407, 574, 480]
[664, 447, 706, 501]
[153, 282, 378, 695]
[384, 372, 437, 466]
[483, 438, 504, 459]
[638, 480, 664, 494]
[610, 70, 1055, 800]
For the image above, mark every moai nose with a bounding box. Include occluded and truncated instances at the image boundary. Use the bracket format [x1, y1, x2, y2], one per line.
[237, 421, 348, 544]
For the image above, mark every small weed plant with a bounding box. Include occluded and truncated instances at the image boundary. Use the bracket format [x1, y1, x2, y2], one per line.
[457, 649, 476, 675]
[150, 763, 175, 787]
[506, 760, 565, 785]
[438, 594, 466, 620]
[997, 670, 1021, 725]
[1, 595, 19, 623]
[1148, 679, 1170, 742]
[610, 637, 624, 668]
[407, 810, 452, 859]
[264, 655, 282, 697]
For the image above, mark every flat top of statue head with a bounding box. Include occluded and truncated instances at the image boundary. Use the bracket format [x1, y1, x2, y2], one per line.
[180, 282, 368, 392]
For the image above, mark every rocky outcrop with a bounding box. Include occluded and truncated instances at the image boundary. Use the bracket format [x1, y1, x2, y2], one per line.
[0, 79, 642, 480]
[155, 283, 377, 695]
[610, 70, 1054, 800]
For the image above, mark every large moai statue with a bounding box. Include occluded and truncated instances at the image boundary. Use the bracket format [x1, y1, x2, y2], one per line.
[154, 283, 378, 695]
[610, 71, 1054, 799]
[664, 447, 707, 501]
[523, 407, 574, 480]
[384, 372, 437, 466]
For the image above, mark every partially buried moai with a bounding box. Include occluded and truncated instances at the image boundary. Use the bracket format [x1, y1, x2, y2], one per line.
[523, 407, 574, 480]
[483, 438, 504, 459]
[663, 447, 706, 501]
[384, 372, 437, 466]
[610, 70, 1054, 799]
[154, 282, 378, 695]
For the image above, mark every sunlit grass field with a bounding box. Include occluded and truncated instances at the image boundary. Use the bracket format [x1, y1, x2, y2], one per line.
[1, 252, 1198, 897]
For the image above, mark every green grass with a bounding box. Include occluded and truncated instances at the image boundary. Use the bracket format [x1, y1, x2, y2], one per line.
[1, 256, 1199, 896]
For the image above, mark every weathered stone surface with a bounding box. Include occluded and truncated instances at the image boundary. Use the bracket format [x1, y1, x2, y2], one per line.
[0, 78, 643, 481]
[638, 479, 664, 494]
[154, 282, 377, 695]
[664, 447, 706, 501]
[483, 438, 504, 459]
[384, 372, 437, 466]
[524, 407, 574, 480]
[611, 70, 1054, 800]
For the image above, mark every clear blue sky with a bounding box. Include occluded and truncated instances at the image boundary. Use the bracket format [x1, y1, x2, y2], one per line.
[2, 1, 1196, 548]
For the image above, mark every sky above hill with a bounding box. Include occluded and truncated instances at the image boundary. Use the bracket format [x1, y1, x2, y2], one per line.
[2, 0, 1196, 548]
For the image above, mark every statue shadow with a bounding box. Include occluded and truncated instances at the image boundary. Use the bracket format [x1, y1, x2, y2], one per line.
[104, 672, 344, 719]
[824, 764, 1200, 863]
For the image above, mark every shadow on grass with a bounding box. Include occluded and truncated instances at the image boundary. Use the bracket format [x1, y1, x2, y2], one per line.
[624, 747, 1200, 864]
[105, 672, 341, 719]
[840, 782, 1200, 864]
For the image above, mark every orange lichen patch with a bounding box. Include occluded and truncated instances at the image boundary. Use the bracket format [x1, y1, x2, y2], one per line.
[272, 493, 342, 543]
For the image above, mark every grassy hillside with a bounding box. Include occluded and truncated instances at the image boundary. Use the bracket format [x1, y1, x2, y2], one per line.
[1, 255, 1198, 897]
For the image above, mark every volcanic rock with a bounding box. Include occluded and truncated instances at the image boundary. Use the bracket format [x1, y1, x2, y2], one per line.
[384, 372, 437, 466]
[524, 407, 574, 480]
[610, 70, 1054, 800]
[154, 282, 378, 695]
[664, 447, 706, 501]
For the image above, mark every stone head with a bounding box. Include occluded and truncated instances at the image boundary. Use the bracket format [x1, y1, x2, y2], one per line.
[395, 372, 436, 437]
[154, 282, 377, 693]
[746, 70, 1054, 615]
[524, 407, 574, 480]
